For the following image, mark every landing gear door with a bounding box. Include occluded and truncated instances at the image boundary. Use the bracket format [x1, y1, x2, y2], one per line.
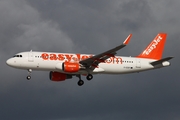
[136, 59, 141, 68]
[28, 51, 34, 62]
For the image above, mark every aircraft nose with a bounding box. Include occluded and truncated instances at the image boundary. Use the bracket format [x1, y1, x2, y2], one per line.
[6, 58, 13, 66]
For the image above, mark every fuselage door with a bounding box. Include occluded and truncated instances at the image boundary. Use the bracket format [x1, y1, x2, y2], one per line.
[136, 59, 141, 68]
[28, 51, 34, 62]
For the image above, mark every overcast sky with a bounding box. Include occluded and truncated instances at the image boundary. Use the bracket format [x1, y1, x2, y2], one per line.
[0, 0, 179, 120]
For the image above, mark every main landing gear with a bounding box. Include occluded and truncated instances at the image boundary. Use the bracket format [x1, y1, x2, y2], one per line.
[86, 74, 93, 81]
[26, 69, 32, 80]
[77, 75, 84, 86]
[77, 74, 93, 86]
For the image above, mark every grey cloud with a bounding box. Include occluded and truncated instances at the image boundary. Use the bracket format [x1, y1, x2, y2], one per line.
[16, 21, 75, 52]
[0, 0, 76, 54]
[27, 0, 154, 53]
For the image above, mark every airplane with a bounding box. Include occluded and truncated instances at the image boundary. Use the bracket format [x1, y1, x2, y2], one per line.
[6, 33, 173, 86]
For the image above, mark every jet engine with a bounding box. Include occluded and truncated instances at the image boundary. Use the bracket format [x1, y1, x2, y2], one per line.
[56, 62, 85, 73]
[63, 62, 81, 72]
[49, 71, 72, 81]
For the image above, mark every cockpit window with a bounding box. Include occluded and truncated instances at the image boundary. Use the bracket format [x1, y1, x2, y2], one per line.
[13, 55, 23, 57]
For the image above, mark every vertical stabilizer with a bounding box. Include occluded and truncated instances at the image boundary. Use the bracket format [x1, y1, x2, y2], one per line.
[137, 33, 167, 60]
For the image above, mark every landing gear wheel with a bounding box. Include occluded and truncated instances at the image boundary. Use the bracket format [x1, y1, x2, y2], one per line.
[86, 74, 93, 81]
[27, 69, 32, 80]
[27, 75, 31, 80]
[77, 80, 84, 86]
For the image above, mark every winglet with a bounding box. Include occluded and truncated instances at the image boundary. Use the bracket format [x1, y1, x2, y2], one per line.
[123, 34, 132, 45]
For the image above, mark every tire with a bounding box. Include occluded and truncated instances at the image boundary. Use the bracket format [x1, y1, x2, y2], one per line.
[86, 74, 93, 81]
[27, 76, 31, 80]
[77, 80, 84, 86]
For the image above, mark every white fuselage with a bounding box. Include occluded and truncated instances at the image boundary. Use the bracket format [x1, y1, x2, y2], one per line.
[6, 51, 169, 75]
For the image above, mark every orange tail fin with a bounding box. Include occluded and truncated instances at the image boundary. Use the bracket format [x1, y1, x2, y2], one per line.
[137, 33, 167, 60]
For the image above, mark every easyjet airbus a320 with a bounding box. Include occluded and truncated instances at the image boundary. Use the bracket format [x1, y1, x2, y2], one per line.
[6, 33, 173, 86]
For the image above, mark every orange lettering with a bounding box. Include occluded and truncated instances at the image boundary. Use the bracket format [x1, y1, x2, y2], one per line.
[114, 57, 122, 64]
[112, 57, 115, 64]
[65, 54, 73, 62]
[58, 54, 65, 61]
[119, 58, 122, 64]
[50, 54, 57, 60]
[76, 54, 81, 61]
[115, 58, 119, 64]
[72, 57, 79, 62]
[42, 53, 49, 60]
[41, 53, 119, 64]
[81, 55, 89, 60]
[106, 58, 112, 64]
[89, 55, 93, 58]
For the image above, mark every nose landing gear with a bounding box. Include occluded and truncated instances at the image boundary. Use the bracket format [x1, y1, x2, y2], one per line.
[27, 69, 32, 80]
[27, 75, 31, 80]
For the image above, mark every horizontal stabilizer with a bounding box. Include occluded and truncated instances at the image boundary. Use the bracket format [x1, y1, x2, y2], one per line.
[150, 57, 173, 67]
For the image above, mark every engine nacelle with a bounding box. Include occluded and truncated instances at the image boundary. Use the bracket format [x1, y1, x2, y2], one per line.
[49, 71, 72, 81]
[63, 62, 80, 73]
[56, 62, 84, 73]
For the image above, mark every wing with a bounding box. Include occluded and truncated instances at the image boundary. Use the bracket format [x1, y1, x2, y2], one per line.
[79, 34, 132, 69]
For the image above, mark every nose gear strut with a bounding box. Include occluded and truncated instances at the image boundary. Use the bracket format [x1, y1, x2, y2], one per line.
[27, 69, 32, 80]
